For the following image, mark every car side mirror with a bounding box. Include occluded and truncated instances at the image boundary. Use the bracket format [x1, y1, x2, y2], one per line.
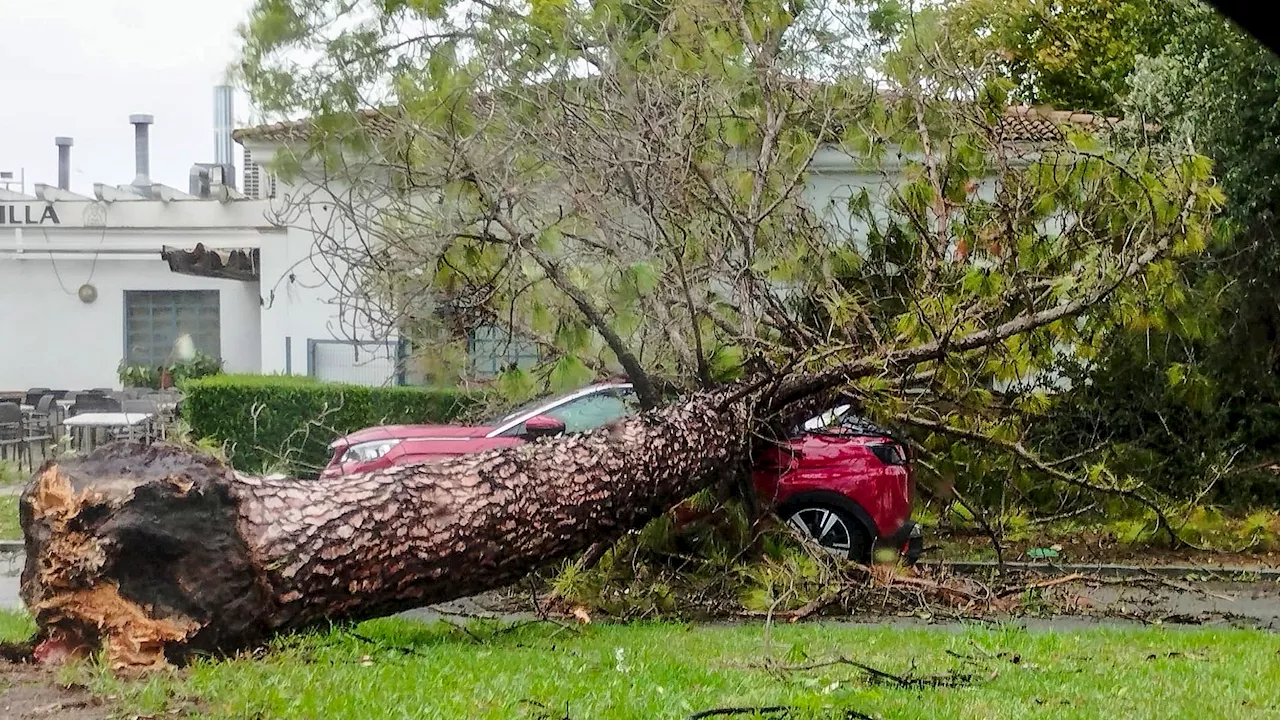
[522, 414, 566, 440]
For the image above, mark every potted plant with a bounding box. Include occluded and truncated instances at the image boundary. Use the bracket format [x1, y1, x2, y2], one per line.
[118, 336, 225, 390]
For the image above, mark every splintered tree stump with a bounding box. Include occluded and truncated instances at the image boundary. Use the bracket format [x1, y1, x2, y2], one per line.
[19, 395, 744, 669]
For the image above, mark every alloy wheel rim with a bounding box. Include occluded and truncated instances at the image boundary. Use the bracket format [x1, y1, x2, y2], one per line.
[786, 508, 852, 556]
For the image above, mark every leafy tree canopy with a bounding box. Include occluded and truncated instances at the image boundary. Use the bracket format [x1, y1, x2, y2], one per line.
[941, 0, 1177, 115]
[238, 0, 1220, 523]
[1033, 0, 1280, 506]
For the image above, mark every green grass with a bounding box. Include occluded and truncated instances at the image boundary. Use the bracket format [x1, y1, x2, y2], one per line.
[0, 496, 18, 541]
[0, 460, 23, 541]
[0, 461, 21, 486]
[0, 612, 1270, 719]
[0, 611, 33, 641]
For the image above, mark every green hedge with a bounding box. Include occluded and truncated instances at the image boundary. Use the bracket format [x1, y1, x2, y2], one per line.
[182, 375, 484, 477]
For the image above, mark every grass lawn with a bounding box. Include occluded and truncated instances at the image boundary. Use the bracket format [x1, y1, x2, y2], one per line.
[0, 612, 1273, 719]
[0, 496, 18, 541]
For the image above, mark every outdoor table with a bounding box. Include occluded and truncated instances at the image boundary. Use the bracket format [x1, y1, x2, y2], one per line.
[61, 413, 155, 453]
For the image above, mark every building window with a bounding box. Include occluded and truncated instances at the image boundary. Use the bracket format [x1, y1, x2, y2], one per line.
[468, 325, 540, 378]
[124, 290, 221, 367]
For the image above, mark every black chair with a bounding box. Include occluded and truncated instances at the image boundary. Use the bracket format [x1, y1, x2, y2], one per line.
[24, 388, 51, 407]
[0, 403, 25, 469]
[70, 395, 122, 415]
[24, 395, 57, 463]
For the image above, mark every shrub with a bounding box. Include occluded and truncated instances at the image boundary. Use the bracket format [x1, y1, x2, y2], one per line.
[182, 374, 484, 477]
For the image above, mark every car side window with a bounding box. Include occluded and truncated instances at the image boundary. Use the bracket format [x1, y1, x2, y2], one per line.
[544, 390, 638, 434]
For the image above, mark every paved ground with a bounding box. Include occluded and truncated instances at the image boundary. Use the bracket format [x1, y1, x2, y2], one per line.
[1043, 578, 1280, 629]
[0, 553, 19, 610]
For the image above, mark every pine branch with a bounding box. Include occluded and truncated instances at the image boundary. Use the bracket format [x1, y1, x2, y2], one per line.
[896, 413, 1179, 544]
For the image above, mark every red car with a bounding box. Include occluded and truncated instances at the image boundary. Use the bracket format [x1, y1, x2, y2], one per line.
[322, 382, 922, 562]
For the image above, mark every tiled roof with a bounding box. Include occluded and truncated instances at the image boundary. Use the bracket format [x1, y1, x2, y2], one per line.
[232, 108, 400, 143]
[232, 104, 1127, 145]
[997, 105, 1123, 143]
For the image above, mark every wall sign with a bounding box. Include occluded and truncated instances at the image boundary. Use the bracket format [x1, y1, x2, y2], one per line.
[0, 203, 60, 226]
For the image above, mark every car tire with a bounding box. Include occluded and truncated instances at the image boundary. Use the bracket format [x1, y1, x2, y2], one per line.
[782, 504, 873, 563]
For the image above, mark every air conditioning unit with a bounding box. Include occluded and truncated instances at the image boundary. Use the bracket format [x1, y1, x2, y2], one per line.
[188, 163, 237, 198]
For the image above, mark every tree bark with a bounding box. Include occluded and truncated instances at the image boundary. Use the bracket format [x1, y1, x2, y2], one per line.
[19, 394, 745, 669]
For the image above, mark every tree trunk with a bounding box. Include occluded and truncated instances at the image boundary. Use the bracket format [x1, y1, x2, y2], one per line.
[19, 394, 745, 669]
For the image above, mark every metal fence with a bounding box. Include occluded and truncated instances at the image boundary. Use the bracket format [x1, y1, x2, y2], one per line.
[306, 339, 406, 386]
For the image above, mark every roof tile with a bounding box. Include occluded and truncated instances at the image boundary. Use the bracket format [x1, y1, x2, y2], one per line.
[233, 104, 1129, 145]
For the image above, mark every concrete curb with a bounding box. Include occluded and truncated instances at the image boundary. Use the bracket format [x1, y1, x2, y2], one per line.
[0, 545, 1273, 580]
[923, 559, 1280, 581]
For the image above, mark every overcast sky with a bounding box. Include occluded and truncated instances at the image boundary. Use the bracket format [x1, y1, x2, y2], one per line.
[1, 0, 258, 195]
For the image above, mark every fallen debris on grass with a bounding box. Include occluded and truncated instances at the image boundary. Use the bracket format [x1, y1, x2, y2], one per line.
[754, 655, 981, 689]
[530, 555, 1274, 628]
[686, 706, 874, 720]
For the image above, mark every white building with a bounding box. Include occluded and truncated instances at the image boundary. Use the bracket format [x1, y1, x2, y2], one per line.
[0, 98, 276, 392]
[0, 94, 409, 393]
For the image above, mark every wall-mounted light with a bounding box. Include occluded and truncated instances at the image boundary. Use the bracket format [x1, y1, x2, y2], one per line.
[78, 283, 98, 304]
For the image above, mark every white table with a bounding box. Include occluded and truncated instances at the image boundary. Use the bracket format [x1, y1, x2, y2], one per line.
[62, 412, 155, 452]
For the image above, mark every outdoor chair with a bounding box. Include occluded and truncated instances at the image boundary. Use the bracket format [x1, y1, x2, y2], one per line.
[24, 395, 56, 465]
[0, 402, 27, 470]
[24, 388, 51, 407]
[120, 399, 161, 443]
[146, 391, 182, 440]
[70, 395, 122, 415]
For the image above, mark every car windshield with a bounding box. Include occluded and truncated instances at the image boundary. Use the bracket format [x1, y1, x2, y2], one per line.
[802, 404, 895, 437]
[482, 388, 583, 427]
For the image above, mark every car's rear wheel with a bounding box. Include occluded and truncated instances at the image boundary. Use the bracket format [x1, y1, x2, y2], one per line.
[784, 504, 872, 562]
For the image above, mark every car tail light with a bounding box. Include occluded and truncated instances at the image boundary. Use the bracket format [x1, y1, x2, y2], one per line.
[869, 442, 907, 466]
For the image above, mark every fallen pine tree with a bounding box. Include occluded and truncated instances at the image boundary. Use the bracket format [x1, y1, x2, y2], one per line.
[19, 394, 745, 669]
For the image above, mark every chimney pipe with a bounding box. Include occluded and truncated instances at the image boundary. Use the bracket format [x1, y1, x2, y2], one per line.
[55, 137, 73, 191]
[214, 85, 235, 172]
[129, 114, 154, 188]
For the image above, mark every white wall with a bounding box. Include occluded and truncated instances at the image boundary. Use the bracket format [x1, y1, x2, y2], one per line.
[0, 254, 261, 391]
[256, 172, 399, 379]
[258, 222, 367, 375]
